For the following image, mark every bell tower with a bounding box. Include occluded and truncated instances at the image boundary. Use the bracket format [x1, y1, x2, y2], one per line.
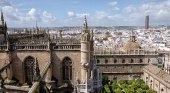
[80, 15, 91, 80]
[76, 15, 102, 93]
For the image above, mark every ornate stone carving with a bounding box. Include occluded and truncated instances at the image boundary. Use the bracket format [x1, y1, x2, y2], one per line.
[80, 62, 90, 70]
[33, 58, 40, 82]
[90, 29, 93, 41]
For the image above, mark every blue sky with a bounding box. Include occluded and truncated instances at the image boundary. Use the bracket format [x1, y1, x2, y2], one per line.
[0, 0, 170, 27]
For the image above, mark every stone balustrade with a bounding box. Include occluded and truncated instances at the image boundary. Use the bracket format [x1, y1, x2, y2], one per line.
[52, 44, 81, 50]
[94, 48, 158, 55]
[0, 45, 7, 50]
[11, 45, 48, 50]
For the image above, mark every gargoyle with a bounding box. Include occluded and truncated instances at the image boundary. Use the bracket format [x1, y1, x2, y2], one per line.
[81, 63, 90, 69]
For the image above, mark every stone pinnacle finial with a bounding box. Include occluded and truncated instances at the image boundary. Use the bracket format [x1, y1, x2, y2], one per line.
[83, 15, 87, 29]
[1, 10, 4, 26]
[4, 22, 7, 29]
[36, 21, 39, 32]
[36, 21, 37, 27]
[1, 10, 3, 20]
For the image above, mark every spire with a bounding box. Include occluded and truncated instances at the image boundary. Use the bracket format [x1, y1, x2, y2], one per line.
[36, 21, 39, 33]
[4, 22, 7, 29]
[1, 10, 4, 27]
[83, 15, 88, 29]
[36, 21, 37, 27]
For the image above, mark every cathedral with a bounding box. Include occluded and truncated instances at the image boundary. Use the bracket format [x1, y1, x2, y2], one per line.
[0, 12, 102, 93]
[94, 34, 159, 80]
[94, 31, 158, 80]
[0, 10, 159, 93]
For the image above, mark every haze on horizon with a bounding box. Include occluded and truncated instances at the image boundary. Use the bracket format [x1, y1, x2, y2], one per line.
[1, 0, 170, 27]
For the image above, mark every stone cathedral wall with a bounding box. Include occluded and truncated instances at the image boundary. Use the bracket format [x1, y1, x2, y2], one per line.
[11, 50, 50, 84]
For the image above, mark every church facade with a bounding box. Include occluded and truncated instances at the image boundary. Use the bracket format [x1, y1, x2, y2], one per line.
[0, 12, 102, 93]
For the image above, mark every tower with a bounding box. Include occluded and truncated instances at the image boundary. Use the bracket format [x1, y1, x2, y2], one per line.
[145, 15, 149, 29]
[76, 15, 102, 93]
[80, 15, 91, 80]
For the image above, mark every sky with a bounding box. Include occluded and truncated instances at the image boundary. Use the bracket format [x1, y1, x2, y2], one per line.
[0, 0, 170, 27]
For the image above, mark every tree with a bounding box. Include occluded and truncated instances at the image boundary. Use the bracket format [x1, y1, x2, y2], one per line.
[104, 84, 111, 93]
[102, 75, 109, 85]
[115, 88, 122, 93]
[136, 78, 145, 84]
[127, 80, 134, 85]
[146, 88, 156, 93]
[121, 84, 128, 89]
[110, 80, 117, 84]
[111, 83, 119, 92]
[131, 82, 140, 90]
[124, 88, 134, 93]
[136, 88, 144, 93]
[118, 80, 127, 85]
[141, 83, 149, 90]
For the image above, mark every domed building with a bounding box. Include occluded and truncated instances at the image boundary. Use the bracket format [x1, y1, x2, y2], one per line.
[121, 35, 141, 51]
[94, 31, 158, 80]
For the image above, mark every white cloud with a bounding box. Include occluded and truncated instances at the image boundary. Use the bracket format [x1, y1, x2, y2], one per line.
[108, 1, 117, 6]
[112, 7, 119, 11]
[94, 11, 108, 20]
[68, 12, 90, 18]
[124, 6, 136, 13]
[43, 11, 56, 20]
[2, 0, 170, 27]
[121, 0, 170, 25]
[1, 6, 58, 27]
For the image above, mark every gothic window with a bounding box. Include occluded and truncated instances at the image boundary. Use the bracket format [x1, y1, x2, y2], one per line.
[114, 59, 117, 63]
[105, 59, 108, 63]
[62, 57, 72, 80]
[122, 59, 125, 63]
[140, 59, 143, 63]
[24, 56, 35, 85]
[131, 59, 134, 63]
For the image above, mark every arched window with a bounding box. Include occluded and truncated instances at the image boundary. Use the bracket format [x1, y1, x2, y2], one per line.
[140, 59, 143, 63]
[105, 59, 108, 63]
[24, 56, 35, 85]
[122, 59, 125, 63]
[62, 57, 72, 80]
[131, 59, 134, 63]
[114, 59, 117, 63]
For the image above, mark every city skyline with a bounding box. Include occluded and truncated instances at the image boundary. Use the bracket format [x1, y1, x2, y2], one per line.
[1, 0, 170, 27]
